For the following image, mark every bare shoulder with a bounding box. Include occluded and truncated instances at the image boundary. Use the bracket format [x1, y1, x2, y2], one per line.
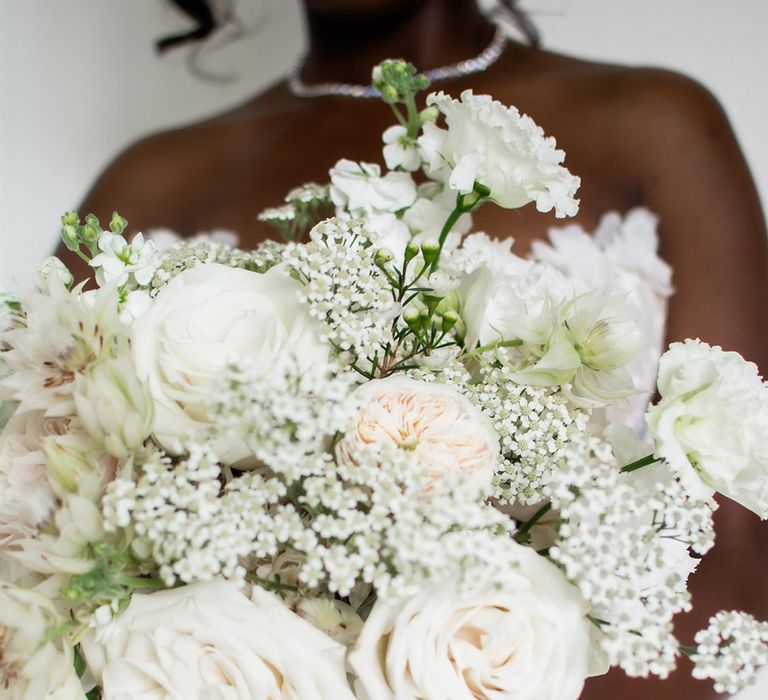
[78, 82, 305, 232]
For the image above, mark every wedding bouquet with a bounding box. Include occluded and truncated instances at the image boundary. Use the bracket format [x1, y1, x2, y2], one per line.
[2, 60, 768, 699]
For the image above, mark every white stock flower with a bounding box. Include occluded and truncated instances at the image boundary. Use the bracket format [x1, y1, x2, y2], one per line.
[403, 182, 472, 249]
[337, 376, 499, 497]
[349, 544, 591, 700]
[89, 231, 159, 287]
[647, 339, 768, 516]
[329, 159, 417, 215]
[73, 356, 153, 459]
[0, 411, 64, 548]
[419, 90, 580, 217]
[81, 580, 355, 699]
[382, 125, 421, 171]
[131, 263, 328, 463]
[0, 582, 85, 699]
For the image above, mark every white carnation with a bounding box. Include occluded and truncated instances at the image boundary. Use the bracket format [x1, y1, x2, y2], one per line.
[647, 339, 768, 516]
[418, 90, 580, 217]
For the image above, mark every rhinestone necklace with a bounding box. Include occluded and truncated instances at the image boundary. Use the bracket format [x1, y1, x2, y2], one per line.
[288, 23, 508, 99]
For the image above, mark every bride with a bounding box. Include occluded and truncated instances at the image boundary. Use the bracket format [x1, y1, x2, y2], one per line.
[58, 0, 768, 696]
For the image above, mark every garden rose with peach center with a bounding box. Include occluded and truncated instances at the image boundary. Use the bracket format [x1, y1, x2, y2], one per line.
[337, 376, 498, 495]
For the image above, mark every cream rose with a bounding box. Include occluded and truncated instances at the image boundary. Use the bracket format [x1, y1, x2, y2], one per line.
[336, 376, 499, 496]
[647, 339, 768, 516]
[349, 543, 591, 700]
[132, 263, 328, 463]
[81, 580, 355, 700]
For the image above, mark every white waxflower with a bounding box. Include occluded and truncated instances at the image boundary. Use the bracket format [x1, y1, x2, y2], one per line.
[329, 159, 417, 215]
[89, 231, 159, 287]
[131, 262, 329, 463]
[647, 339, 768, 515]
[73, 355, 153, 459]
[0, 411, 65, 549]
[418, 90, 580, 217]
[336, 375, 499, 497]
[0, 582, 86, 699]
[349, 543, 591, 700]
[382, 124, 421, 171]
[80, 580, 355, 699]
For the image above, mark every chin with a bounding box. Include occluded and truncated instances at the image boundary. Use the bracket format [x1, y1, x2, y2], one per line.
[303, 0, 423, 19]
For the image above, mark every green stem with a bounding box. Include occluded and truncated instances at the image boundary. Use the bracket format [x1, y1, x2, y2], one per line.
[430, 201, 465, 273]
[514, 502, 553, 543]
[465, 338, 523, 359]
[114, 574, 165, 590]
[620, 454, 661, 474]
[679, 645, 698, 657]
[246, 574, 299, 593]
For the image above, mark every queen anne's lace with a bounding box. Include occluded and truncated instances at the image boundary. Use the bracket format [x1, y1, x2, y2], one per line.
[549, 451, 716, 678]
[692, 611, 768, 694]
[285, 218, 398, 365]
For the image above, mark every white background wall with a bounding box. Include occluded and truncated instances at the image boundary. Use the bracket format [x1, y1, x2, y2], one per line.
[1, 1, 768, 697]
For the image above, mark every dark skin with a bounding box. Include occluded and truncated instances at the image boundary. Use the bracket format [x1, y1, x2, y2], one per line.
[58, 1, 768, 697]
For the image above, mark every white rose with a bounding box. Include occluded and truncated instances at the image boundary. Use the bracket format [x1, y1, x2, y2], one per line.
[647, 339, 768, 516]
[131, 263, 328, 463]
[418, 90, 580, 217]
[81, 580, 355, 699]
[336, 376, 498, 496]
[349, 544, 591, 700]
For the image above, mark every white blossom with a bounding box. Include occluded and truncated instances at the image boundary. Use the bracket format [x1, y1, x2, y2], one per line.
[329, 159, 417, 215]
[419, 90, 580, 217]
[382, 124, 421, 171]
[647, 339, 768, 516]
[89, 231, 159, 287]
[691, 610, 768, 694]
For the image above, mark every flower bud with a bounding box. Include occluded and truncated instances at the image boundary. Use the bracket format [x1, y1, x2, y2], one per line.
[61, 224, 80, 252]
[420, 238, 440, 266]
[442, 309, 459, 333]
[374, 248, 394, 268]
[380, 85, 399, 104]
[404, 241, 420, 263]
[419, 106, 439, 123]
[403, 306, 421, 333]
[37, 256, 74, 289]
[109, 212, 128, 234]
[74, 357, 154, 459]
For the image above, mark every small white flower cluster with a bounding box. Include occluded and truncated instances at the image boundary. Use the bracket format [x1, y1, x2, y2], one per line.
[209, 361, 360, 480]
[467, 364, 590, 505]
[691, 610, 768, 694]
[285, 217, 398, 364]
[151, 238, 284, 291]
[550, 452, 716, 678]
[259, 182, 333, 242]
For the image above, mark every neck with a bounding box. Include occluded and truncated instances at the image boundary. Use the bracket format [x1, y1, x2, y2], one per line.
[300, 0, 495, 86]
